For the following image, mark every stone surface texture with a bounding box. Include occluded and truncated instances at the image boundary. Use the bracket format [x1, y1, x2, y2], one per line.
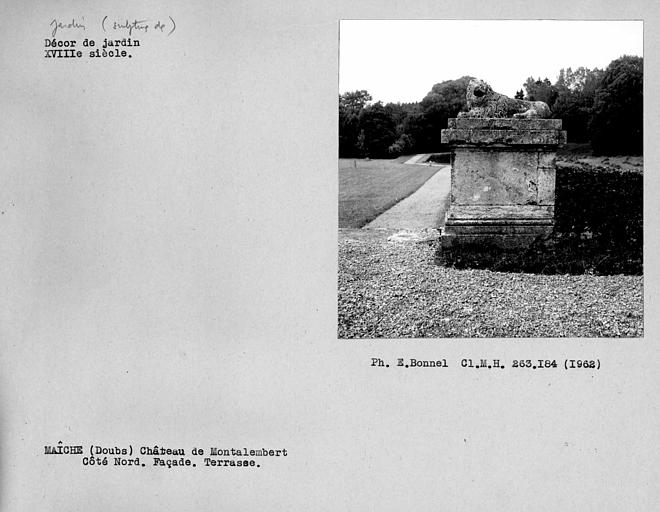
[442, 129, 566, 145]
[448, 118, 562, 130]
[439, 117, 566, 258]
[450, 149, 556, 205]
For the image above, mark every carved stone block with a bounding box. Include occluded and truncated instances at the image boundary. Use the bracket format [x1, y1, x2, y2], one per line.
[438, 118, 566, 259]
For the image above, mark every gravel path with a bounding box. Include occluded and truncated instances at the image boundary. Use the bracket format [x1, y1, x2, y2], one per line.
[366, 165, 451, 229]
[338, 230, 643, 339]
[403, 154, 430, 165]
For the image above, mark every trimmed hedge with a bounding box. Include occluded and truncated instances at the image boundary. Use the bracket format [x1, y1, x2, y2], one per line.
[438, 162, 642, 275]
[554, 162, 642, 249]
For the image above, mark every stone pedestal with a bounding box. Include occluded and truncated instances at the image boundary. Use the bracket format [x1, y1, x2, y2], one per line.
[439, 118, 566, 260]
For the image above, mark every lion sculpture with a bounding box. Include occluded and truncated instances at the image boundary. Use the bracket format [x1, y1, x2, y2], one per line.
[458, 78, 551, 119]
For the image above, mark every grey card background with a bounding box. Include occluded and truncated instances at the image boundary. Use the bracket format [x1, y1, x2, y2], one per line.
[0, 0, 658, 510]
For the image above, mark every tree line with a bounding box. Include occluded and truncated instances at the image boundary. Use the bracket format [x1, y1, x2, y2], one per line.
[339, 55, 642, 158]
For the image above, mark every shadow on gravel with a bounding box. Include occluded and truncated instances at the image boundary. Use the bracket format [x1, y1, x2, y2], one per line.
[437, 164, 643, 276]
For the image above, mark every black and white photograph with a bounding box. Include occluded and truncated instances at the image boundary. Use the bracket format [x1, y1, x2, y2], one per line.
[3, 3, 660, 511]
[338, 20, 643, 338]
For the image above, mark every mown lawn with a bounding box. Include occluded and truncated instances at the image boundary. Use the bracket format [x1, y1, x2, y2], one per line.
[338, 158, 440, 228]
[338, 230, 643, 339]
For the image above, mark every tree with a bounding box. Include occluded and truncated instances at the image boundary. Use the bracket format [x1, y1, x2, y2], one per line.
[559, 67, 604, 95]
[384, 102, 410, 126]
[388, 133, 414, 156]
[357, 102, 397, 158]
[523, 77, 559, 109]
[590, 55, 643, 155]
[416, 76, 473, 151]
[514, 89, 524, 100]
[339, 90, 372, 157]
[398, 107, 427, 154]
[339, 90, 372, 111]
[551, 67, 604, 142]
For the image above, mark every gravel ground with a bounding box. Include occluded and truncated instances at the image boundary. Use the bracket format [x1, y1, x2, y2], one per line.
[338, 230, 643, 339]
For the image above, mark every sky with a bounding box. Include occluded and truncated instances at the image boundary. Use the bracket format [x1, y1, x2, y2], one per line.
[339, 20, 643, 103]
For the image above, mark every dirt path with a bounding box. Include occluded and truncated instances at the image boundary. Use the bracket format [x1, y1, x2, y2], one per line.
[365, 165, 451, 230]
